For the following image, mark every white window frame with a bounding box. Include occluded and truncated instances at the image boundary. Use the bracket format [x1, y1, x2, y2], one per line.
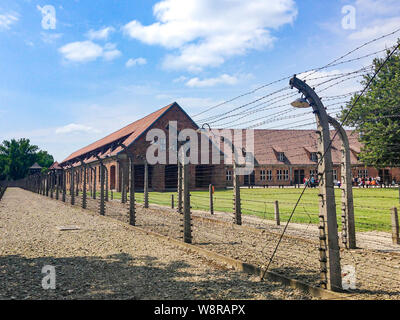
[266, 170, 272, 181]
[311, 152, 318, 162]
[278, 152, 285, 162]
[260, 170, 266, 181]
[358, 169, 368, 178]
[284, 170, 289, 181]
[277, 170, 283, 181]
[226, 169, 232, 181]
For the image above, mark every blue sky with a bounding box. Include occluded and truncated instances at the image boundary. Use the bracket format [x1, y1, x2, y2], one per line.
[0, 0, 399, 161]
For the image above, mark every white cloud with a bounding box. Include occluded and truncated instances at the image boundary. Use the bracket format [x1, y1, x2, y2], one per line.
[126, 57, 147, 67]
[123, 0, 297, 71]
[103, 49, 122, 61]
[186, 74, 238, 87]
[59, 41, 121, 62]
[355, 0, 400, 16]
[41, 32, 63, 44]
[0, 12, 18, 30]
[173, 75, 188, 83]
[59, 41, 103, 62]
[86, 26, 115, 40]
[344, 0, 400, 50]
[348, 17, 400, 42]
[55, 123, 99, 135]
[25, 40, 34, 47]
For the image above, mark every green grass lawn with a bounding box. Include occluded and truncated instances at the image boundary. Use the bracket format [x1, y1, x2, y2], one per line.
[92, 187, 400, 232]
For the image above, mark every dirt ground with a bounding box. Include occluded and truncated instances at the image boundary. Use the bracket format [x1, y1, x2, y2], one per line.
[0, 188, 314, 300]
[75, 192, 400, 300]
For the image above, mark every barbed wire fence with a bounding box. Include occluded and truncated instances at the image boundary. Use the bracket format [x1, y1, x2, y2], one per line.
[17, 28, 400, 299]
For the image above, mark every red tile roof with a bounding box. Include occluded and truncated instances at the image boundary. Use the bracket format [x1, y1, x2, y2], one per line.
[60, 102, 177, 165]
[221, 129, 362, 166]
[49, 162, 62, 170]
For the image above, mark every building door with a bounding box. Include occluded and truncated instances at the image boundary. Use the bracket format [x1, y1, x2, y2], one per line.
[378, 169, 391, 185]
[195, 165, 212, 188]
[244, 171, 255, 186]
[134, 165, 153, 191]
[294, 170, 305, 184]
[110, 165, 116, 190]
[164, 165, 178, 190]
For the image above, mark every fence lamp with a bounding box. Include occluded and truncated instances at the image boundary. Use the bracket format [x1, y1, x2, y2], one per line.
[291, 97, 310, 108]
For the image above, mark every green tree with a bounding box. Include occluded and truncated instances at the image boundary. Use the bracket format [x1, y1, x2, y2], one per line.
[0, 138, 54, 180]
[339, 44, 400, 168]
[0, 154, 7, 180]
[36, 150, 54, 169]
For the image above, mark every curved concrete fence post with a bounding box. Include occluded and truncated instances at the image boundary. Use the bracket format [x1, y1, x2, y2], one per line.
[290, 75, 342, 292]
[328, 116, 356, 249]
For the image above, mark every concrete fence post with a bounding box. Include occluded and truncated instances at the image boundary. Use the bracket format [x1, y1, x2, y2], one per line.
[328, 115, 356, 249]
[274, 200, 280, 226]
[177, 161, 183, 214]
[69, 170, 72, 196]
[209, 184, 214, 215]
[144, 160, 149, 208]
[39, 175, 43, 195]
[55, 172, 59, 200]
[105, 166, 109, 202]
[88, 167, 92, 199]
[70, 168, 75, 205]
[46, 175, 49, 197]
[75, 170, 79, 197]
[391, 207, 400, 245]
[290, 75, 342, 292]
[82, 164, 87, 209]
[62, 170, 66, 202]
[40, 175, 43, 195]
[99, 162, 105, 216]
[120, 161, 126, 204]
[50, 173, 54, 199]
[233, 161, 242, 225]
[129, 157, 136, 226]
[318, 214, 329, 288]
[183, 162, 192, 244]
[93, 167, 97, 200]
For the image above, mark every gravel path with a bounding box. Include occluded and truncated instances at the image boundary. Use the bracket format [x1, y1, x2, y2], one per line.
[75, 194, 400, 300]
[0, 188, 313, 300]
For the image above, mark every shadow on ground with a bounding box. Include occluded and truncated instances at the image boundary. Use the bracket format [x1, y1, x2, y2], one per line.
[0, 253, 309, 300]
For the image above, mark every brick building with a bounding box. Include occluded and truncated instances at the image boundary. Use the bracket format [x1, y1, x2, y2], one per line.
[224, 129, 400, 187]
[60, 102, 400, 192]
[60, 102, 225, 192]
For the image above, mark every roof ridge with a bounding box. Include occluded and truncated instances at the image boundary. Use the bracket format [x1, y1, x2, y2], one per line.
[60, 102, 176, 164]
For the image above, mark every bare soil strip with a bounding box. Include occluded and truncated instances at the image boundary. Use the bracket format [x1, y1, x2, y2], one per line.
[0, 188, 313, 300]
[75, 194, 400, 300]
